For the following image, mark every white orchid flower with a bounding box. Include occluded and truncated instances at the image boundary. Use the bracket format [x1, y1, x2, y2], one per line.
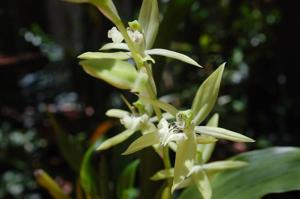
[107, 27, 124, 43]
[122, 117, 187, 155]
[97, 109, 153, 151]
[158, 118, 187, 146]
[127, 28, 144, 44]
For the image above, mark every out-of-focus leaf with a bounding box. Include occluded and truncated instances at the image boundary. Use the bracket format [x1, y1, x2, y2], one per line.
[117, 160, 140, 199]
[34, 169, 71, 199]
[76, 180, 84, 199]
[179, 147, 300, 199]
[138, 0, 160, 49]
[100, 43, 129, 51]
[195, 126, 254, 143]
[201, 114, 219, 163]
[122, 132, 159, 155]
[97, 129, 135, 151]
[78, 51, 130, 60]
[80, 59, 138, 90]
[80, 140, 102, 198]
[191, 64, 225, 126]
[138, 95, 178, 116]
[146, 49, 201, 67]
[48, 113, 82, 172]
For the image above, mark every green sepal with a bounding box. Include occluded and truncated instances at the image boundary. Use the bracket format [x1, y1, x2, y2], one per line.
[191, 63, 225, 126]
[195, 126, 254, 143]
[97, 129, 136, 151]
[146, 48, 201, 67]
[122, 132, 160, 155]
[138, 0, 160, 49]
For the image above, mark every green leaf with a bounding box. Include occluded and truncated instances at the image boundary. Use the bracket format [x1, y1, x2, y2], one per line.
[117, 160, 140, 199]
[195, 126, 254, 143]
[146, 48, 201, 67]
[179, 147, 300, 199]
[78, 51, 130, 60]
[138, 0, 160, 49]
[80, 141, 102, 197]
[34, 169, 71, 199]
[48, 113, 82, 172]
[80, 59, 138, 90]
[122, 132, 160, 155]
[100, 43, 129, 51]
[201, 114, 219, 163]
[97, 129, 136, 151]
[191, 63, 225, 126]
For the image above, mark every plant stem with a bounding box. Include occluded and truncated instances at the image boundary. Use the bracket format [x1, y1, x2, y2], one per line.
[163, 146, 173, 199]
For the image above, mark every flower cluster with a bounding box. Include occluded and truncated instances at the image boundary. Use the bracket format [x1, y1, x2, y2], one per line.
[76, 0, 254, 198]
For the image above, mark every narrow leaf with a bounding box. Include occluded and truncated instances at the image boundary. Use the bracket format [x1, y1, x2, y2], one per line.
[195, 126, 254, 143]
[117, 160, 140, 199]
[97, 129, 136, 151]
[80, 59, 138, 90]
[146, 48, 201, 67]
[138, 0, 160, 49]
[48, 113, 82, 172]
[78, 51, 130, 60]
[34, 169, 71, 199]
[100, 43, 129, 51]
[80, 140, 102, 197]
[122, 132, 160, 155]
[191, 64, 225, 126]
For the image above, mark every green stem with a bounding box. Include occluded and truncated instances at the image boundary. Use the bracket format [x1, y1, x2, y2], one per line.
[163, 146, 173, 199]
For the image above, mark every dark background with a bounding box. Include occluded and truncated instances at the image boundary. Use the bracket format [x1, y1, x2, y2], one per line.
[0, 0, 299, 198]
